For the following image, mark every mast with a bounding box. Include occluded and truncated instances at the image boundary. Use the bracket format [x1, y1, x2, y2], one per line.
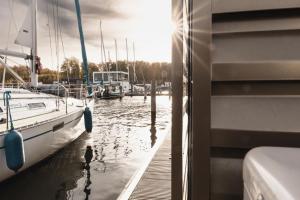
[108, 50, 111, 70]
[115, 39, 118, 81]
[125, 38, 130, 83]
[108, 50, 111, 82]
[100, 21, 104, 68]
[74, 0, 92, 95]
[100, 21, 107, 70]
[133, 42, 136, 83]
[31, 0, 38, 87]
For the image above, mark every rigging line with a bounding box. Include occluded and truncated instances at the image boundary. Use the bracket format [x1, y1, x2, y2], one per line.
[58, 5, 70, 85]
[55, 0, 60, 66]
[52, 0, 57, 65]
[58, 17, 66, 59]
[46, 2, 54, 68]
[51, 0, 60, 109]
[52, 0, 60, 81]
[51, 0, 57, 66]
[55, 0, 60, 107]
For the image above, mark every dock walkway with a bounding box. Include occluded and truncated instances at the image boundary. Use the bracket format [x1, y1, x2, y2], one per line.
[129, 133, 171, 200]
[117, 132, 171, 200]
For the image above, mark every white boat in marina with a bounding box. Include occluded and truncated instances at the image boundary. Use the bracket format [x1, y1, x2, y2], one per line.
[93, 71, 128, 99]
[0, 88, 94, 182]
[0, 0, 94, 182]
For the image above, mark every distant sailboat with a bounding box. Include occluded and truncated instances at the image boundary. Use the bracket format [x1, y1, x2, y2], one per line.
[0, 0, 94, 182]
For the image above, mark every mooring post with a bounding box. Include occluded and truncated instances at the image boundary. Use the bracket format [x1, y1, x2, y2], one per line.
[144, 83, 147, 100]
[150, 66, 157, 148]
[169, 83, 172, 99]
[151, 67, 156, 117]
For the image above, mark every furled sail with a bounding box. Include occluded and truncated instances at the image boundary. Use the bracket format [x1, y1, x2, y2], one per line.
[15, 7, 33, 48]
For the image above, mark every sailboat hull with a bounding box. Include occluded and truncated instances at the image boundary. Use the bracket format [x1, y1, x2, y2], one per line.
[0, 100, 94, 182]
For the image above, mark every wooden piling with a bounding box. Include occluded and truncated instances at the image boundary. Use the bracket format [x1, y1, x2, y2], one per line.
[144, 83, 147, 100]
[151, 70, 156, 115]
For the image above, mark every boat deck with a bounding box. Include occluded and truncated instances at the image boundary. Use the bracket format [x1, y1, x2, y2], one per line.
[0, 104, 83, 134]
[124, 133, 171, 200]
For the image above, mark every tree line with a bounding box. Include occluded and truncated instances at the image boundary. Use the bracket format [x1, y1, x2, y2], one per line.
[1, 57, 171, 84]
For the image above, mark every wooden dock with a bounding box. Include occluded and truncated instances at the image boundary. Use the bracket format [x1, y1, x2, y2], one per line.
[117, 132, 171, 200]
[129, 133, 171, 199]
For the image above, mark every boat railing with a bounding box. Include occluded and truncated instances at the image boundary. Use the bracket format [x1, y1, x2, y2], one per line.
[0, 83, 95, 115]
[0, 83, 23, 89]
[33, 83, 90, 114]
[1, 83, 96, 101]
[57, 83, 69, 114]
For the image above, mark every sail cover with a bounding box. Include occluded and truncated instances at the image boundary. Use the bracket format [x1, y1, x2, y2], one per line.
[15, 7, 33, 49]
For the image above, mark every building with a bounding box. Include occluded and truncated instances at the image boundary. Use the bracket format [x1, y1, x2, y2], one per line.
[172, 0, 300, 199]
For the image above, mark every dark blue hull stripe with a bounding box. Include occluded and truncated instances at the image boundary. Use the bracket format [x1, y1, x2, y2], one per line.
[0, 114, 83, 150]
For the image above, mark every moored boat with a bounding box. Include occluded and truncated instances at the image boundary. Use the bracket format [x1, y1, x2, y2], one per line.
[0, 88, 93, 182]
[0, 0, 94, 182]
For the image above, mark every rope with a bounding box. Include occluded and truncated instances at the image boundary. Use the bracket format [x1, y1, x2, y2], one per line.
[52, 0, 60, 110]
[46, 2, 54, 68]
[58, 9, 70, 85]
[52, 0, 60, 79]
[55, 0, 60, 110]
[3, 91, 14, 130]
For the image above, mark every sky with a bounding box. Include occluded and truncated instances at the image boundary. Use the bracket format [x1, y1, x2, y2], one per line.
[0, 0, 172, 69]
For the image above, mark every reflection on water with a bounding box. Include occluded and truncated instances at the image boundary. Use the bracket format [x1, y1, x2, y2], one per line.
[151, 111, 157, 148]
[84, 146, 93, 200]
[0, 96, 171, 200]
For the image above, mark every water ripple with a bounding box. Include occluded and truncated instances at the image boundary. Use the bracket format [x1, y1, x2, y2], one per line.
[0, 96, 171, 200]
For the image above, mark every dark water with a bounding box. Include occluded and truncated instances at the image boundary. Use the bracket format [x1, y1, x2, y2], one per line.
[0, 96, 171, 200]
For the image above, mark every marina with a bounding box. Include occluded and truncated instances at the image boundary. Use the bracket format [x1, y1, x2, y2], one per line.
[2, 0, 300, 199]
[0, 96, 171, 200]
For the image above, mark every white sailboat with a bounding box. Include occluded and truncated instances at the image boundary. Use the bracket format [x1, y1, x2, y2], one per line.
[0, 0, 94, 182]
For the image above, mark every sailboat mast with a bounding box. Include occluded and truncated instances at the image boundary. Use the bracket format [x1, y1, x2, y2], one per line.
[108, 50, 111, 70]
[125, 38, 130, 83]
[74, 0, 92, 95]
[107, 50, 112, 83]
[100, 21, 103, 67]
[100, 20, 107, 71]
[31, 0, 38, 87]
[115, 39, 118, 81]
[133, 42, 136, 83]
